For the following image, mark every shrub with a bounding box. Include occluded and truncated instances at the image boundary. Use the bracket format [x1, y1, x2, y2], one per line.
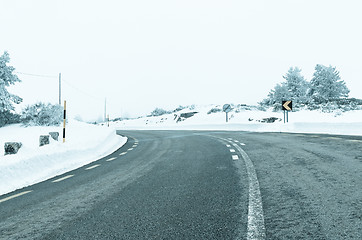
[0, 111, 21, 127]
[207, 107, 222, 114]
[21, 102, 63, 126]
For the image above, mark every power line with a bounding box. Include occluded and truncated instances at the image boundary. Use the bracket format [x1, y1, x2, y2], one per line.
[14, 71, 58, 79]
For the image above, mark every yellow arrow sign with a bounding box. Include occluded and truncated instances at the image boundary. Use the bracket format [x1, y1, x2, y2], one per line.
[283, 101, 292, 111]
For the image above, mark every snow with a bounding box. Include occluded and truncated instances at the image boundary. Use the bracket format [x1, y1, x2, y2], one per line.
[0, 119, 127, 196]
[114, 105, 362, 136]
[1, 104, 362, 197]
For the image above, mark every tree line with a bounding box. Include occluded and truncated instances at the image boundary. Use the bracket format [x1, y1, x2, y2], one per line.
[260, 65, 357, 111]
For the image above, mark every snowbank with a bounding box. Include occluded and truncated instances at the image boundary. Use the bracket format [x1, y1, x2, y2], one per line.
[0, 119, 127, 196]
[114, 106, 362, 136]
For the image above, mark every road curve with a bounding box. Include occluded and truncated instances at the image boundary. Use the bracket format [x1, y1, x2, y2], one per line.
[0, 130, 361, 239]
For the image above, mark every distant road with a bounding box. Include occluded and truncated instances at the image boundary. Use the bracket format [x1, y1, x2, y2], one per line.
[0, 131, 361, 239]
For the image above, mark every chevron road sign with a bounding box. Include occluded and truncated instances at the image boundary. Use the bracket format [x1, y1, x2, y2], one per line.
[282, 101, 292, 111]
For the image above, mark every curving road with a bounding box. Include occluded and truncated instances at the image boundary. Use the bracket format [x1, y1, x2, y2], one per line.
[0, 130, 361, 239]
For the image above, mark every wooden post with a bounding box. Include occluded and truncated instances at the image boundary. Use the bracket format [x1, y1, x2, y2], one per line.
[63, 100, 66, 143]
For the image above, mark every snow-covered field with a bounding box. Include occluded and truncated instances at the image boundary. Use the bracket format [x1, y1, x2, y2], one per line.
[0, 120, 127, 196]
[114, 104, 362, 136]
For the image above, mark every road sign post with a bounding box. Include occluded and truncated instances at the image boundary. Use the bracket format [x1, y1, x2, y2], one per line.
[282, 101, 292, 123]
[223, 104, 232, 123]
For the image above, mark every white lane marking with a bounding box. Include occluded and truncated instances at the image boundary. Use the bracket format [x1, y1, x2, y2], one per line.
[128, 148, 134, 151]
[234, 140, 239, 143]
[119, 152, 127, 156]
[227, 138, 233, 140]
[85, 164, 100, 170]
[132, 145, 137, 148]
[229, 141, 266, 240]
[232, 155, 239, 160]
[240, 143, 246, 146]
[327, 137, 341, 140]
[347, 139, 362, 143]
[52, 175, 74, 183]
[106, 157, 117, 162]
[230, 149, 236, 153]
[0, 190, 33, 203]
[226, 144, 231, 148]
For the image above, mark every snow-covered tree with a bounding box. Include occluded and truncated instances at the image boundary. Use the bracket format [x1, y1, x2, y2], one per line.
[283, 67, 309, 104]
[260, 67, 308, 110]
[0, 51, 22, 113]
[308, 64, 349, 103]
[0, 51, 22, 126]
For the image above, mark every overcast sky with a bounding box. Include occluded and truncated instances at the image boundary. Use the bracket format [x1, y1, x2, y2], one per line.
[1, 0, 362, 120]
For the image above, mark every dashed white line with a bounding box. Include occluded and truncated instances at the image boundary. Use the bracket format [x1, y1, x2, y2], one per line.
[347, 139, 362, 143]
[232, 155, 239, 160]
[230, 149, 236, 153]
[106, 157, 117, 162]
[128, 148, 134, 151]
[85, 164, 100, 170]
[132, 145, 137, 148]
[240, 143, 246, 146]
[52, 175, 74, 183]
[119, 152, 127, 156]
[226, 144, 231, 148]
[0, 190, 33, 203]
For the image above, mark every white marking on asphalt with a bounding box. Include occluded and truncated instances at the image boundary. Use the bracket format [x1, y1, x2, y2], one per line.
[234, 140, 239, 143]
[226, 144, 231, 147]
[128, 148, 134, 151]
[106, 157, 117, 162]
[119, 152, 127, 156]
[232, 155, 239, 160]
[327, 137, 341, 140]
[240, 143, 246, 146]
[230, 149, 236, 153]
[347, 139, 362, 143]
[0, 190, 33, 203]
[85, 164, 100, 170]
[132, 145, 137, 148]
[52, 175, 74, 183]
[230, 141, 266, 240]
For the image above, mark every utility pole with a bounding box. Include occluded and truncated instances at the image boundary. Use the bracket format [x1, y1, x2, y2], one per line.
[104, 98, 107, 122]
[59, 73, 61, 105]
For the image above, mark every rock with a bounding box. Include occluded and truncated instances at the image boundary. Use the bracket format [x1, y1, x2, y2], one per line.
[261, 117, 281, 123]
[176, 112, 198, 123]
[39, 135, 50, 147]
[4, 142, 22, 155]
[49, 132, 59, 141]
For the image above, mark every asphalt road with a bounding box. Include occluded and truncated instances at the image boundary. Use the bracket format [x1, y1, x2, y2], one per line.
[0, 130, 361, 239]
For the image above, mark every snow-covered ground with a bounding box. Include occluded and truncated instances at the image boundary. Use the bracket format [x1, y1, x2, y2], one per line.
[1, 104, 361, 197]
[0, 119, 127, 196]
[114, 104, 362, 136]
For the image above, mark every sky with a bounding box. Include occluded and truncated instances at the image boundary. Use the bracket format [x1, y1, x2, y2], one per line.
[1, 0, 362, 121]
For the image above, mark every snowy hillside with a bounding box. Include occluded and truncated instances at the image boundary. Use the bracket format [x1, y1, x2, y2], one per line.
[0, 120, 127, 196]
[113, 104, 362, 136]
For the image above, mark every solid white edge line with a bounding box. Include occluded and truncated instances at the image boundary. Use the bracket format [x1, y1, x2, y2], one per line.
[106, 157, 117, 162]
[85, 164, 100, 170]
[52, 174, 74, 183]
[229, 141, 266, 240]
[0, 190, 33, 203]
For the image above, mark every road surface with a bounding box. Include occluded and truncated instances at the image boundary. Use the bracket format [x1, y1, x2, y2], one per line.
[0, 131, 361, 239]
